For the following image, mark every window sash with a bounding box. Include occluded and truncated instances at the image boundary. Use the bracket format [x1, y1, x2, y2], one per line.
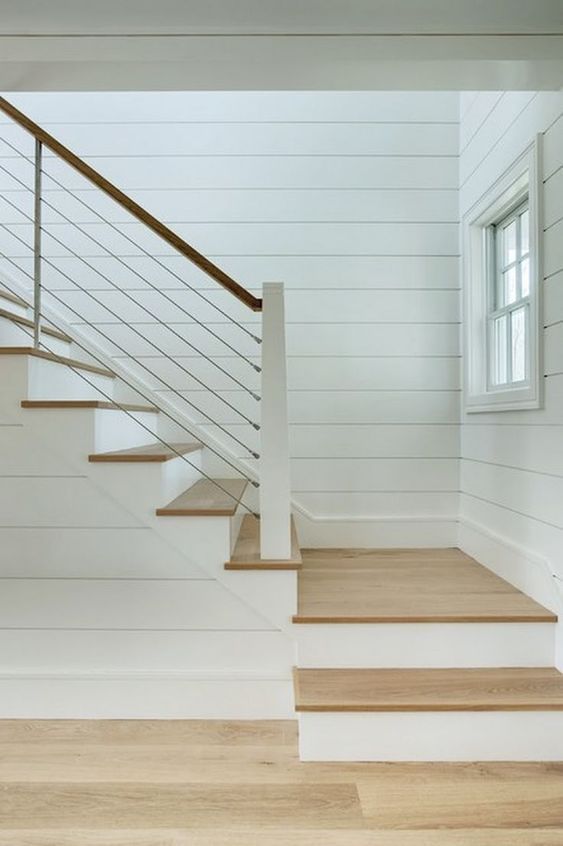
[487, 200, 531, 390]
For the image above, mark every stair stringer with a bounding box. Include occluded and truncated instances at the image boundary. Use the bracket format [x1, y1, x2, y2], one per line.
[0, 362, 295, 717]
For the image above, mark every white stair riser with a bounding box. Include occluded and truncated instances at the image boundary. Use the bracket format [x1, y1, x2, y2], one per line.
[295, 622, 555, 668]
[223, 570, 298, 629]
[0, 296, 29, 318]
[0, 316, 72, 357]
[298, 711, 563, 761]
[28, 357, 115, 401]
[89, 453, 203, 521]
[22, 407, 160, 455]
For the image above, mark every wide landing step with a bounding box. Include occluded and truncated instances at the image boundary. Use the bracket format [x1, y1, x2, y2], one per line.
[225, 514, 302, 570]
[89, 442, 201, 462]
[157, 478, 248, 516]
[293, 548, 556, 623]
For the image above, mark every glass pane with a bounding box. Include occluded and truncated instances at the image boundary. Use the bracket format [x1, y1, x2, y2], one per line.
[493, 315, 508, 385]
[503, 266, 517, 304]
[511, 307, 527, 383]
[520, 209, 529, 256]
[521, 257, 530, 297]
[503, 220, 517, 266]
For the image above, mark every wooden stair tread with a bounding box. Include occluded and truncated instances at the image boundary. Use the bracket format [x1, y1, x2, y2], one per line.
[293, 548, 557, 624]
[0, 288, 27, 307]
[22, 400, 158, 413]
[0, 347, 114, 377]
[89, 442, 201, 462]
[0, 307, 71, 342]
[294, 667, 563, 712]
[225, 514, 302, 570]
[157, 478, 248, 517]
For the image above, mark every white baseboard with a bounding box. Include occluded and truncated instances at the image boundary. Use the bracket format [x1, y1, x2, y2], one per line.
[458, 516, 563, 671]
[0, 671, 293, 719]
[458, 517, 562, 615]
[294, 512, 458, 547]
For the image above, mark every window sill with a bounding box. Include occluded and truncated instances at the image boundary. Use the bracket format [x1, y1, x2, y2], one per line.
[465, 385, 542, 413]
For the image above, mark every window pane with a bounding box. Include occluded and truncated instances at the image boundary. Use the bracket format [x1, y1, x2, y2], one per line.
[493, 315, 508, 385]
[503, 266, 517, 304]
[503, 220, 517, 266]
[520, 209, 529, 256]
[521, 257, 530, 297]
[511, 307, 527, 383]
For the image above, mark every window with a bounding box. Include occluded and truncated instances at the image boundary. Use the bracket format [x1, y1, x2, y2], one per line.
[463, 140, 542, 412]
[488, 203, 530, 389]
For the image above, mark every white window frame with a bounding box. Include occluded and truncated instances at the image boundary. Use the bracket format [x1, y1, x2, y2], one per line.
[463, 138, 543, 412]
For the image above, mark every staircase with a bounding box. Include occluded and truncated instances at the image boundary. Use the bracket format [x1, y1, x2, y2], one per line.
[1, 100, 563, 761]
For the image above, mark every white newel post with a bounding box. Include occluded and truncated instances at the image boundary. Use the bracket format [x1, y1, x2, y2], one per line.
[260, 282, 292, 559]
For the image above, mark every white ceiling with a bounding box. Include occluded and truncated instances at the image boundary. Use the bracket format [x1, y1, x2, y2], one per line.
[2, 0, 563, 35]
[0, 0, 562, 90]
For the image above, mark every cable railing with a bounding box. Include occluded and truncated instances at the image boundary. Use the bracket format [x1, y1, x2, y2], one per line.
[0, 95, 292, 559]
[0, 275, 259, 518]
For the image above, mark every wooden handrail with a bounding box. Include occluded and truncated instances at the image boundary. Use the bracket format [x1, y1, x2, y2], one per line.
[0, 96, 262, 312]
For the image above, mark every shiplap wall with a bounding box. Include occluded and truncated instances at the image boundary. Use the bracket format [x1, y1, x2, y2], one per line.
[0, 91, 460, 545]
[458, 92, 563, 647]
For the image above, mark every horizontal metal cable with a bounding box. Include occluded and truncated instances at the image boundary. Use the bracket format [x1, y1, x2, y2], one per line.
[0, 221, 260, 457]
[0, 186, 261, 429]
[0, 263, 259, 492]
[0, 133, 261, 346]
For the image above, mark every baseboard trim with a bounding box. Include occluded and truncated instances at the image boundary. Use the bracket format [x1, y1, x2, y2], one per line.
[0, 672, 294, 718]
[458, 516, 563, 619]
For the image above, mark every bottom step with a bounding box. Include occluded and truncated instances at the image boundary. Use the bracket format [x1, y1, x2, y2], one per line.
[295, 668, 563, 761]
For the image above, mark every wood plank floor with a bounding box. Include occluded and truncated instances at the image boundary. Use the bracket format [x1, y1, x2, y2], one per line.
[0, 720, 561, 844]
[294, 548, 556, 623]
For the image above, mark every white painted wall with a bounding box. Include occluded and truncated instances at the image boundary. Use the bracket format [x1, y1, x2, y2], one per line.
[0, 91, 460, 546]
[458, 91, 563, 663]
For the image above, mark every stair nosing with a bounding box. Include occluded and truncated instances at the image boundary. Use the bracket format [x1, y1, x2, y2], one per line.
[225, 514, 302, 570]
[0, 347, 114, 377]
[0, 307, 71, 342]
[22, 400, 158, 413]
[291, 612, 557, 624]
[89, 442, 202, 463]
[0, 289, 28, 307]
[157, 478, 248, 517]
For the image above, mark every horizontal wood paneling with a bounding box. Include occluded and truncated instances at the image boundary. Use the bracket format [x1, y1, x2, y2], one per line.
[0, 630, 290, 671]
[459, 90, 563, 598]
[1, 220, 460, 257]
[0, 154, 460, 191]
[2, 187, 460, 225]
[296, 492, 458, 519]
[0, 478, 141, 527]
[0, 579, 273, 630]
[0, 91, 460, 536]
[7, 91, 460, 124]
[291, 458, 458, 492]
[0, 120, 460, 157]
[27, 254, 461, 290]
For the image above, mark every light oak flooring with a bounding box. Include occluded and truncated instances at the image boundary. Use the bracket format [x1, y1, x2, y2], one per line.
[294, 548, 556, 623]
[0, 720, 561, 844]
